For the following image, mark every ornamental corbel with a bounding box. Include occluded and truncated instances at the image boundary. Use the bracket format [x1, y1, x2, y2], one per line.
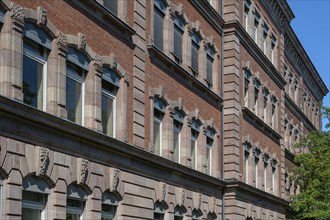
[110, 168, 121, 191]
[77, 158, 88, 184]
[39, 147, 49, 175]
[9, 2, 25, 24]
[77, 32, 87, 50]
[37, 6, 47, 26]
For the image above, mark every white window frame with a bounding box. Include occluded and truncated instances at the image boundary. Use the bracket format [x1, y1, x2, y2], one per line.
[244, 144, 250, 183]
[154, 110, 163, 156]
[101, 85, 116, 138]
[173, 119, 182, 164]
[243, 1, 250, 31]
[101, 192, 118, 220]
[23, 41, 48, 111]
[66, 63, 86, 126]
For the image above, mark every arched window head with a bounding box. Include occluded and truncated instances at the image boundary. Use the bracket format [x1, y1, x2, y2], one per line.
[66, 184, 89, 220]
[174, 205, 186, 220]
[101, 191, 120, 220]
[154, 201, 167, 220]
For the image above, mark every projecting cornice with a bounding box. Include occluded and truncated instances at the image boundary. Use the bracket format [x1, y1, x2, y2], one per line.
[259, 0, 294, 31]
[284, 26, 329, 101]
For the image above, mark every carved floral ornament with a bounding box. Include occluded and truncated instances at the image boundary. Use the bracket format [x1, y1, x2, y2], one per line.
[78, 32, 87, 50]
[156, 182, 167, 202]
[188, 21, 202, 35]
[169, 98, 184, 113]
[110, 168, 120, 191]
[37, 6, 47, 26]
[9, 2, 24, 22]
[186, 109, 201, 124]
[150, 86, 166, 99]
[39, 147, 49, 175]
[56, 31, 68, 50]
[169, 3, 184, 17]
[79, 159, 88, 184]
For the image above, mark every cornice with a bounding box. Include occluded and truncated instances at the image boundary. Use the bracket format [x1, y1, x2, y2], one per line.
[147, 44, 223, 107]
[225, 179, 290, 207]
[225, 21, 286, 90]
[0, 95, 226, 193]
[284, 27, 329, 101]
[285, 148, 296, 164]
[259, 0, 294, 31]
[284, 93, 316, 132]
[189, 0, 224, 34]
[242, 107, 282, 143]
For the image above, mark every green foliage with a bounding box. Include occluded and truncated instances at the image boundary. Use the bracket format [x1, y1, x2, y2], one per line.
[291, 107, 330, 220]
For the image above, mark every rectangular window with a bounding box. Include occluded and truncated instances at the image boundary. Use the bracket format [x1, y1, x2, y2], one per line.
[271, 104, 275, 128]
[101, 204, 116, 220]
[154, 109, 164, 156]
[272, 167, 275, 193]
[154, 6, 164, 50]
[263, 96, 267, 120]
[22, 191, 47, 220]
[206, 137, 213, 175]
[206, 54, 213, 88]
[173, 17, 184, 63]
[102, 80, 116, 137]
[262, 30, 267, 54]
[66, 198, 84, 220]
[191, 129, 198, 170]
[255, 157, 259, 187]
[66, 63, 85, 125]
[23, 39, 47, 110]
[244, 149, 249, 183]
[173, 119, 182, 163]
[254, 17, 259, 43]
[191, 40, 199, 74]
[244, 2, 250, 30]
[264, 163, 267, 190]
[104, 0, 118, 16]
[254, 88, 259, 114]
[154, 213, 164, 220]
[244, 71, 250, 107]
[271, 40, 275, 64]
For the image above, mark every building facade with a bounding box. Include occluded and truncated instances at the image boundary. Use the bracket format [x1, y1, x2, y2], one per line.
[0, 0, 327, 219]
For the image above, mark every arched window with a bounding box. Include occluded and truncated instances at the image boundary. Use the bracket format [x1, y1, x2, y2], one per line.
[154, 0, 167, 50]
[22, 23, 52, 110]
[243, 69, 252, 107]
[153, 97, 166, 156]
[21, 176, 50, 219]
[102, 67, 120, 137]
[66, 47, 89, 125]
[190, 119, 201, 170]
[243, 0, 251, 31]
[192, 209, 202, 220]
[101, 192, 119, 220]
[262, 153, 270, 191]
[271, 159, 278, 194]
[253, 78, 261, 115]
[173, 109, 184, 163]
[191, 32, 201, 76]
[244, 142, 252, 183]
[206, 47, 215, 89]
[253, 147, 261, 188]
[154, 201, 166, 220]
[173, 16, 185, 64]
[66, 184, 88, 219]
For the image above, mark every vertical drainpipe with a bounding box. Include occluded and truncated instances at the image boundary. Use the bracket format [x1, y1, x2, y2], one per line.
[221, 0, 225, 219]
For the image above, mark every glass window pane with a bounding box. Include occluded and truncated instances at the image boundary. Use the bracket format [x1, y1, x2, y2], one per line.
[102, 93, 114, 136]
[174, 26, 183, 62]
[66, 213, 80, 220]
[154, 8, 164, 50]
[191, 41, 199, 72]
[191, 139, 196, 169]
[23, 55, 43, 109]
[206, 147, 211, 174]
[104, 0, 118, 15]
[22, 208, 41, 220]
[154, 120, 161, 155]
[173, 130, 179, 162]
[66, 77, 82, 124]
[154, 213, 164, 220]
[101, 204, 116, 220]
[206, 55, 213, 85]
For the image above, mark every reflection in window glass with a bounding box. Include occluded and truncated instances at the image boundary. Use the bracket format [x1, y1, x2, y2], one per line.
[66, 64, 84, 125]
[66, 198, 84, 220]
[102, 80, 117, 137]
[101, 204, 116, 220]
[22, 191, 46, 220]
[173, 119, 182, 163]
[104, 0, 118, 15]
[154, 109, 164, 156]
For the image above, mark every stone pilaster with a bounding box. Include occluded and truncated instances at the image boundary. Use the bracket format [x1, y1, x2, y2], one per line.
[132, 0, 147, 148]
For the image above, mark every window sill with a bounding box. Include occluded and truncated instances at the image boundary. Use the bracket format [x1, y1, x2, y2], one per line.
[242, 107, 281, 142]
[147, 44, 223, 105]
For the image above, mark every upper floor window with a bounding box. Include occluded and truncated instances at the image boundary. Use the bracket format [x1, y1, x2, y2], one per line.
[23, 23, 52, 110]
[271, 96, 276, 129]
[244, 143, 251, 183]
[154, 0, 167, 50]
[253, 79, 260, 114]
[66, 48, 89, 125]
[191, 119, 200, 170]
[270, 34, 276, 64]
[101, 192, 118, 220]
[66, 185, 88, 220]
[253, 148, 261, 188]
[243, 0, 251, 30]
[244, 69, 251, 107]
[173, 109, 184, 163]
[205, 128, 215, 175]
[262, 153, 269, 191]
[253, 12, 260, 43]
[262, 24, 268, 54]
[173, 16, 185, 64]
[174, 206, 185, 220]
[103, 0, 118, 15]
[102, 68, 120, 137]
[206, 47, 215, 89]
[271, 159, 277, 194]
[294, 79, 299, 103]
[191, 32, 201, 76]
[263, 88, 269, 122]
[153, 97, 166, 156]
[22, 176, 50, 220]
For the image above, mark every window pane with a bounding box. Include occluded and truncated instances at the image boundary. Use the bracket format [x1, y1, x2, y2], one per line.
[154, 8, 164, 50]
[154, 213, 164, 220]
[206, 55, 213, 87]
[173, 130, 179, 162]
[191, 139, 196, 169]
[101, 204, 116, 220]
[104, 0, 118, 15]
[66, 77, 82, 124]
[206, 146, 211, 175]
[102, 94, 114, 136]
[174, 26, 183, 62]
[66, 213, 80, 220]
[154, 120, 161, 155]
[174, 216, 183, 220]
[23, 55, 43, 109]
[22, 208, 41, 220]
[191, 41, 199, 72]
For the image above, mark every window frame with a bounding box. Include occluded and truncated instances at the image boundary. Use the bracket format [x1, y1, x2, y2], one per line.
[154, 0, 167, 51]
[190, 119, 200, 170]
[206, 47, 215, 89]
[66, 185, 88, 220]
[191, 32, 201, 76]
[101, 192, 119, 220]
[243, 0, 251, 31]
[173, 116, 183, 163]
[153, 97, 166, 156]
[173, 16, 185, 64]
[205, 128, 215, 175]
